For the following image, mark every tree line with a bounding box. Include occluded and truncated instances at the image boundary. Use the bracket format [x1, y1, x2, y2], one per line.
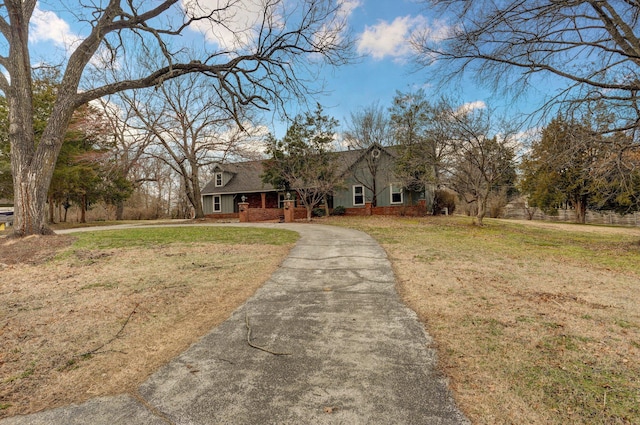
[0, 0, 353, 237]
[3, 79, 639, 227]
[262, 92, 640, 226]
[4, 1, 640, 234]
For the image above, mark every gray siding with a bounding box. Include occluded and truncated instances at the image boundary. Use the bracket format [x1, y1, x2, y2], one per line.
[221, 194, 235, 213]
[333, 152, 405, 207]
[203, 194, 236, 214]
[203, 195, 213, 214]
[333, 181, 405, 207]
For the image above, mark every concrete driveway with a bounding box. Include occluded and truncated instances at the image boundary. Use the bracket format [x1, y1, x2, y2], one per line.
[1, 223, 469, 424]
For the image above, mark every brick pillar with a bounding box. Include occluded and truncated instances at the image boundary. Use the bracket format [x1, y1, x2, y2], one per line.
[418, 199, 427, 216]
[260, 192, 266, 209]
[365, 202, 373, 216]
[238, 202, 250, 222]
[283, 199, 295, 223]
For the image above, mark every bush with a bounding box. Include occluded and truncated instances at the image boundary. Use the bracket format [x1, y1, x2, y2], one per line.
[433, 190, 457, 215]
[488, 188, 510, 218]
[331, 205, 346, 216]
[312, 208, 326, 217]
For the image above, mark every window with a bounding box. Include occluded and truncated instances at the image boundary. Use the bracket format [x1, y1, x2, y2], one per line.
[390, 183, 403, 204]
[353, 185, 364, 206]
[213, 195, 221, 212]
[214, 172, 223, 187]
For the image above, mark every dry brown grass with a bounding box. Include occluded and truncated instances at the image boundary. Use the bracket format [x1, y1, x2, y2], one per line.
[327, 215, 640, 424]
[0, 230, 293, 418]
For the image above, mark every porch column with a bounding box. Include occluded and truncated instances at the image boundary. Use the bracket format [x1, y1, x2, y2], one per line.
[261, 192, 266, 209]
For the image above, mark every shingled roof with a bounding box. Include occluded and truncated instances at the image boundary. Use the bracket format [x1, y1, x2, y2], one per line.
[201, 144, 397, 195]
[201, 160, 275, 195]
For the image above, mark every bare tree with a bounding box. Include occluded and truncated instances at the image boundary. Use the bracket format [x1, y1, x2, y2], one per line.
[413, 1, 640, 136]
[343, 103, 392, 206]
[390, 90, 454, 208]
[116, 72, 259, 218]
[444, 105, 517, 226]
[1, 0, 353, 236]
[97, 94, 156, 220]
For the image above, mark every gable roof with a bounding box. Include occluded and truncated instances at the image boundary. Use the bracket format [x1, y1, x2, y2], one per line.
[335, 144, 397, 177]
[201, 144, 398, 195]
[202, 160, 276, 195]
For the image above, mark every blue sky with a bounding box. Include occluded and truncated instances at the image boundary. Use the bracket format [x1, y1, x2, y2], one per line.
[289, 0, 493, 132]
[271, 0, 537, 137]
[24, 0, 548, 140]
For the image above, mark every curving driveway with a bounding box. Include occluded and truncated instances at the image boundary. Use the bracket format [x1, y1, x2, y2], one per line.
[2, 223, 469, 425]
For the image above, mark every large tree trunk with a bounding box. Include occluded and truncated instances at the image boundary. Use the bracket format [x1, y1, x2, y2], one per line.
[48, 196, 55, 224]
[189, 161, 205, 219]
[80, 194, 87, 223]
[115, 199, 125, 220]
[475, 195, 488, 226]
[11, 130, 74, 236]
[6, 3, 52, 237]
[191, 180, 204, 219]
[574, 196, 587, 224]
[12, 166, 55, 236]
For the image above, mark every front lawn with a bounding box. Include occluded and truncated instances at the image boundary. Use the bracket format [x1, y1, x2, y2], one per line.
[330, 216, 640, 425]
[0, 226, 297, 418]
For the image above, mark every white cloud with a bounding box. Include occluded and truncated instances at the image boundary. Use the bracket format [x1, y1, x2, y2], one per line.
[30, 4, 82, 50]
[337, 0, 361, 18]
[357, 15, 451, 61]
[182, 0, 282, 51]
[183, 0, 359, 54]
[456, 100, 487, 115]
[358, 16, 419, 60]
[312, 0, 361, 54]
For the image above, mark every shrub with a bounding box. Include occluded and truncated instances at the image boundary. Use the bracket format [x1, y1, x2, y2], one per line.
[331, 205, 346, 216]
[433, 190, 457, 215]
[312, 208, 326, 217]
[488, 188, 510, 218]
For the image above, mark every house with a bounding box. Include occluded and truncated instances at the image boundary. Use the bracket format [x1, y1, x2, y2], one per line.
[201, 144, 432, 219]
[201, 160, 284, 220]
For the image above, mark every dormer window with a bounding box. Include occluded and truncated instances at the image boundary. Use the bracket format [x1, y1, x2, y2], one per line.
[214, 172, 223, 187]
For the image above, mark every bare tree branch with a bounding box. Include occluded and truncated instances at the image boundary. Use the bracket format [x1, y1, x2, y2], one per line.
[414, 0, 640, 134]
[3, 0, 353, 236]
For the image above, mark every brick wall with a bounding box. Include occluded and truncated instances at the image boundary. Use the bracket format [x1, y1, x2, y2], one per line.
[248, 208, 285, 222]
[205, 213, 239, 220]
[228, 204, 428, 222]
[294, 207, 308, 220]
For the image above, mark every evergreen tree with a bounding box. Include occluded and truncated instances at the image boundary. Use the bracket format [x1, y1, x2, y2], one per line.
[262, 104, 342, 220]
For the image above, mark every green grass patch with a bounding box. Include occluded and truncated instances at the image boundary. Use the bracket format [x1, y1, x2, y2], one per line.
[69, 226, 298, 250]
[516, 358, 639, 423]
[331, 216, 640, 274]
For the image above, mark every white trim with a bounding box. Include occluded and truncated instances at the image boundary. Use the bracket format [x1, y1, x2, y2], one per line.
[214, 172, 223, 187]
[353, 185, 365, 206]
[390, 183, 403, 204]
[213, 195, 222, 212]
